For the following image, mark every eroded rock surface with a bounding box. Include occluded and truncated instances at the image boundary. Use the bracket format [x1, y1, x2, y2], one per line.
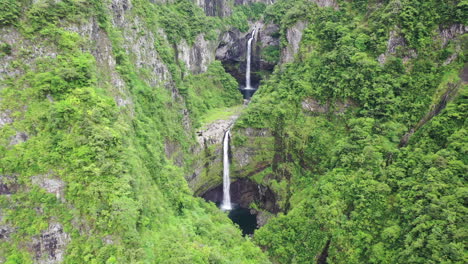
[31, 174, 65, 202]
[0, 175, 19, 195]
[281, 21, 308, 64]
[31, 223, 70, 264]
[302, 98, 357, 115]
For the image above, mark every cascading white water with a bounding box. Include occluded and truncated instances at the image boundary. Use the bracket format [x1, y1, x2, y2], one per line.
[221, 130, 232, 210]
[245, 29, 256, 90]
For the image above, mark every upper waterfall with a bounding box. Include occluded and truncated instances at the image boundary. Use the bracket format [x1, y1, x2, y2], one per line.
[245, 29, 256, 90]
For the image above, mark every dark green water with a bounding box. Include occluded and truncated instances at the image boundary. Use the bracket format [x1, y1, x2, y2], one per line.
[228, 206, 257, 235]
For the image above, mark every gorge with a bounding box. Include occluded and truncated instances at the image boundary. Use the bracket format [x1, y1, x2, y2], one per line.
[0, 0, 466, 264]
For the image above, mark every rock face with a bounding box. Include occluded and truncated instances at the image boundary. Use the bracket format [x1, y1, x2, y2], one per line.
[0, 111, 13, 128]
[31, 174, 66, 202]
[216, 21, 280, 87]
[194, 0, 277, 17]
[0, 175, 19, 195]
[234, 0, 276, 5]
[281, 21, 308, 64]
[310, 0, 339, 9]
[189, 112, 241, 194]
[31, 223, 70, 264]
[176, 34, 219, 74]
[196, 113, 240, 149]
[377, 29, 417, 64]
[201, 178, 279, 226]
[195, 0, 232, 17]
[438, 24, 468, 47]
[9, 131, 28, 146]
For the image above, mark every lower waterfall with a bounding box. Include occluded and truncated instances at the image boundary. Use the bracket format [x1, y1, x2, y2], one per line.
[221, 130, 232, 210]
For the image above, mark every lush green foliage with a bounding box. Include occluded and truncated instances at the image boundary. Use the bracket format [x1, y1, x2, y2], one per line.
[226, 3, 267, 32]
[0, 0, 265, 263]
[233, 0, 467, 263]
[181, 61, 242, 128]
[0, 0, 20, 25]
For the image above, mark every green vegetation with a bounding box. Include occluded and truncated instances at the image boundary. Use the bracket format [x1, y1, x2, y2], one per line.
[226, 3, 267, 32]
[182, 61, 243, 128]
[0, 0, 466, 263]
[199, 105, 244, 129]
[0, 0, 264, 263]
[233, 0, 467, 263]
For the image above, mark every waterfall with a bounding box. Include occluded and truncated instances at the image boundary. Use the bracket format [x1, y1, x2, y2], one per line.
[221, 130, 232, 210]
[245, 29, 256, 90]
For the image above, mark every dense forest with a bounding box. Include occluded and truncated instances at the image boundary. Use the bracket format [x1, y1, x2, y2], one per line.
[0, 0, 466, 263]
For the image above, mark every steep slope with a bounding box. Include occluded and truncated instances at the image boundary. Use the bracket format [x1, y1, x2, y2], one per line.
[0, 0, 270, 263]
[231, 0, 467, 263]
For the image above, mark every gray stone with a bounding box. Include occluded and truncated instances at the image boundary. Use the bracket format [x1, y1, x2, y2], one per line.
[31, 174, 65, 202]
[0, 111, 13, 128]
[281, 21, 308, 64]
[31, 222, 70, 264]
[177, 34, 219, 74]
[0, 175, 19, 195]
[9, 131, 28, 146]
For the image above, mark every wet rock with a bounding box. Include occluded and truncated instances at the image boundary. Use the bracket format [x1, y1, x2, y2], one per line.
[201, 178, 279, 213]
[31, 222, 70, 264]
[217, 21, 280, 87]
[196, 113, 240, 149]
[254, 210, 274, 227]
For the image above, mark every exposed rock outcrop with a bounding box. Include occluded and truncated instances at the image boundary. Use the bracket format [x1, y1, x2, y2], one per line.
[176, 34, 219, 74]
[196, 113, 240, 149]
[377, 29, 417, 64]
[310, 0, 339, 9]
[302, 98, 357, 115]
[31, 222, 70, 264]
[0, 175, 19, 195]
[65, 18, 131, 110]
[189, 111, 242, 194]
[195, 0, 232, 17]
[0, 111, 13, 128]
[31, 174, 65, 202]
[194, 0, 277, 18]
[9, 131, 28, 146]
[232, 127, 272, 174]
[217, 21, 280, 87]
[281, 21, 308, 64]
[202, 178, 279, 221]
[234, 0, 276, 5]
[437, 24, 468, 47]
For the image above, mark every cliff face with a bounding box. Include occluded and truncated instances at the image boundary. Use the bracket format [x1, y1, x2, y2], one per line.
[216, 21, 280, 87]
[0, 0, 269, 263]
